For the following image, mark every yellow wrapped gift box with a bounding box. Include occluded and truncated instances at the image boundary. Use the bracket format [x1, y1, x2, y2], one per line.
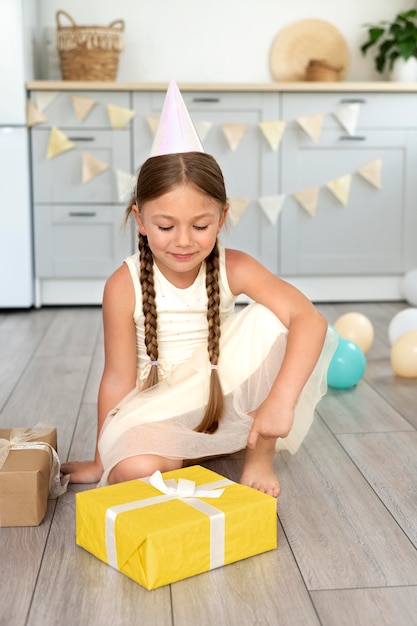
[76, 465, 277, 590]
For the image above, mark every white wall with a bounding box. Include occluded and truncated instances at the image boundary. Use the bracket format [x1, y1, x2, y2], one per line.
[38, 0, 413, 83]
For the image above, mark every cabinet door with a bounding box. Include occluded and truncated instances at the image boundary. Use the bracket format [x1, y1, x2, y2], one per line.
[34, 205, 133, 278]
[280, 128, 416, 275]
[31, 128, 131, 204]
[133, 91, 280, 273]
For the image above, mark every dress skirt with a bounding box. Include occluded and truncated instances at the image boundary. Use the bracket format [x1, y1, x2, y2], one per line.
[98, 303, 337, 486]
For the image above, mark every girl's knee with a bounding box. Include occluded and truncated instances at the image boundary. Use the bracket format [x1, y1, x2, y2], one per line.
[108, 455, 183, 484]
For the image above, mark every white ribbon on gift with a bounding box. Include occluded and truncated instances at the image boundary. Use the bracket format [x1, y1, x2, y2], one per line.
[0, 422, 69, 498]
[105, 470, 233, 573]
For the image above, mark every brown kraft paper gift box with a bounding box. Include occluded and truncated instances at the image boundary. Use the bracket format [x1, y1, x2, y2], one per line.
[0, 426, 65, 527]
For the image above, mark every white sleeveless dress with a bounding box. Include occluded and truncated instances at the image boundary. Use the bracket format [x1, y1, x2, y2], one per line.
[97, 246, 337, 486]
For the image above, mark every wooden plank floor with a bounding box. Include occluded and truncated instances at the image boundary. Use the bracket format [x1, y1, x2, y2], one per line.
[1, 302, 416, 626]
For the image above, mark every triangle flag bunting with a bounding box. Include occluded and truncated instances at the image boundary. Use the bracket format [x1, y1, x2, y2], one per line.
[293, 187, 320, 217]
[107, 104, 136, 129]
[258, 120, 287, 150]
[146, 115, 160, 137]
[82, 152, 110, 184]
[221, 123, 249, 151]
[47, 127, 75, 159]
[258, 195, 286, 225]
[71, 94, 98, 122]
[333, 103, 361, 135]
[357, 159, 382, 189]
[194, 120, 213, 144]
[34, 91, 60, 112]
[116, 169, 136, 202]
[27, 99, 48, 127]
[296, 113, 324, 143]
[228, 198, 250, 226]
[326, 175, 352, 206]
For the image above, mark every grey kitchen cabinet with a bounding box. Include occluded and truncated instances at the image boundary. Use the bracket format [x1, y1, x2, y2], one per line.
[132, 91, 281, 274]
[30, 90, 134, 304]
[278, 92, 417, 295]
[28, 83, 417, 303]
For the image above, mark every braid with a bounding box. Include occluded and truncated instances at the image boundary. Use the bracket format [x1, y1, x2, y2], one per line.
[138, 234, 159, 391]
[194, 241, 224, 434]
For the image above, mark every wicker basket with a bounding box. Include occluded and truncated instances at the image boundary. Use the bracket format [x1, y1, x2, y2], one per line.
[56, 10, 124, 81]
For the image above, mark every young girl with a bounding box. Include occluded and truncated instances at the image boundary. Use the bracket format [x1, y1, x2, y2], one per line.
[62, 149, 336, 497]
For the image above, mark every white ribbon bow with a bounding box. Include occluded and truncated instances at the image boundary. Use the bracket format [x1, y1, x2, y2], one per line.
[0, 422, 69, 498]
[149, 470, 225, 499]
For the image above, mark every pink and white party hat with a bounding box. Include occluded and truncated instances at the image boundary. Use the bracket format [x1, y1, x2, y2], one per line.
[150, 79, 204, 156]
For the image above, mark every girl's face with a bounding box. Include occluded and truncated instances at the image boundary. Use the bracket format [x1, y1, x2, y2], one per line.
[133, 183, 228, 287]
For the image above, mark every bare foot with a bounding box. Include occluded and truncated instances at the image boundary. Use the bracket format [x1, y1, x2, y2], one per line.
[240, 442, 280, 498]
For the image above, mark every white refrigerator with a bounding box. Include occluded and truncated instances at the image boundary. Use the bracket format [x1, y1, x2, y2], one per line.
[0, 0, 36, 307]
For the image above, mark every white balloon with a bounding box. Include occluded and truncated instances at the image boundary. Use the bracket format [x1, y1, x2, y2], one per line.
[388, 308, 417, 345]
[402, 269, 417, 306]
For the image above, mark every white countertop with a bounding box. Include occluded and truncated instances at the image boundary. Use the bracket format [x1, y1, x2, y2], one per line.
[27, 80, 417, 93]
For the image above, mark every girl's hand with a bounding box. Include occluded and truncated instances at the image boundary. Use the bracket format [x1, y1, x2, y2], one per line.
[60, 460, 103, 484]
[246, 398, 295, 450]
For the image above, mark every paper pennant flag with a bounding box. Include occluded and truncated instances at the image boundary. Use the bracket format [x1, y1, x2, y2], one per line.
[333, 103, 361, 135]
[228, 198, 250, 226]
[47, 127, 75, 159]
[116, 169, 136, 202]
[357, 159, 382, 189]
[293, 187, 320, 217]
[258, 120, 286, 151]
[258, 195, 286, 225]
[326, 175, 352, 207]
[71, 94, 98, 122]
[296, 113, 324, 144]
[26, 99, 48, 127]
[34, 91, 60, 112]
[82, 152, 110, 184]
[194, 120, 213, 143]
[146, 115, 160, 136]
[221, 123, 248, 151]
[107, 104, 136, 129]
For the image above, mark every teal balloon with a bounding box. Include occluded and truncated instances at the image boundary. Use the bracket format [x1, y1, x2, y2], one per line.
[327, 338, 366, 389]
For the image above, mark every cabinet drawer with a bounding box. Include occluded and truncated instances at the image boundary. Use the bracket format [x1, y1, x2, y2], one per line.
[132, 91, 279, 168]
[29, 91, 132, 128]
[149, 91, 275, 111]
[31, 129, 131, 203]
[34, 205, 132, 278]
[282, 93, 417, 130]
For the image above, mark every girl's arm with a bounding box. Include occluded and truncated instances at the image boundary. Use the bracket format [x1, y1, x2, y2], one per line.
[61, 263, 138, 482]
[225, 248, 329, 448]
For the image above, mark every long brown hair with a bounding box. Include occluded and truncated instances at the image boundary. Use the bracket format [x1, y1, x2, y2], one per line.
[127, 152, 227, 434]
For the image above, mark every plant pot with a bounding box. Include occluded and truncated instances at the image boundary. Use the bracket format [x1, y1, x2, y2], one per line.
[389, 57, 417, 82]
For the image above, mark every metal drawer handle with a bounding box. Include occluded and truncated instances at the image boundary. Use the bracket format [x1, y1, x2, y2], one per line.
[68, 211, 97, 217]
[340, 98, 366, 104]
[192, 97, 221, 103]
[67, 136, 95, 142]
[339, 135, 366, 141]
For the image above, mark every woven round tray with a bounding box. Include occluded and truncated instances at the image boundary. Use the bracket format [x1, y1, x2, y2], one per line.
[56, 10, 124, 81]
[269, 19, 349, 82]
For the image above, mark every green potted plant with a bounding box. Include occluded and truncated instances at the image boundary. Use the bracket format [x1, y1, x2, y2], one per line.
[361, 8, 417, 80]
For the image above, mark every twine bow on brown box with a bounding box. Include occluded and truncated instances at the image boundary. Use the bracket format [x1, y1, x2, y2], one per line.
[56, 10, 124, 81]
